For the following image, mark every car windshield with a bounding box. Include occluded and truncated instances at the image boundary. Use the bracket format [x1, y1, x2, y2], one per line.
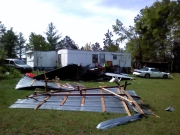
[14, 60, 26, 65]
[151, 69, 159, 72]
[140, 68, 148, 71]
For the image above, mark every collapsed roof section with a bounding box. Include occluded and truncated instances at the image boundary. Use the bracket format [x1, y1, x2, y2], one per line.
[11, 87, 148, 115]
[12, 76, 158, 130]
[15, 76, 85, 90]
[32, 64, 133, 81]
[33, 64, 81, 80]
[14, 77, 152, 116]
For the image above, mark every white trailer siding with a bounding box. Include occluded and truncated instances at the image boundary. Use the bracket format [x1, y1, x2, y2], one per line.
[58, 49, 131, 68]
[26, 51, 34, 67]
[111, 53, 131, 67]
[67, 50, 99, 67]
[26, 51, 57, 69]
[34, 51, 57, 68]
[59, 50, 68, 67]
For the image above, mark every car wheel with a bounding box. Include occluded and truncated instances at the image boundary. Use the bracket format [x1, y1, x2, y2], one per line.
[163, 74, 168, 79]
[145, 74, 150, 78]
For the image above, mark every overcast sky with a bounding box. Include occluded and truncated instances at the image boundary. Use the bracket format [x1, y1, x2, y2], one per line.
[0, 0, 157, 48]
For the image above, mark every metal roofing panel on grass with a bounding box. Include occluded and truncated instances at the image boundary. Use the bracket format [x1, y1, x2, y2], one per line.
[9, 89, 138, 114]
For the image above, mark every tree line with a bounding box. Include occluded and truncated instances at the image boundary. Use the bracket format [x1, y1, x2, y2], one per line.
[112, 0, 180, 71]
[0, 20, 124, 60]
[125, 0, 180, 72]
[0, 0, 180, 71]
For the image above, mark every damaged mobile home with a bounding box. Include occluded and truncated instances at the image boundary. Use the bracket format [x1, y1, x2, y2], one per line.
[57, 49, 131, 73]
[30, 63, 134, 81]
[26, 49, 131, 73]
[26, 49, 133, 81]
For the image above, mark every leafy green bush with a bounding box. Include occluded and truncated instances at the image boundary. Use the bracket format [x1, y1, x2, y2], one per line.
[0, 65, 22, 80]
[0, 48, 7, 65]
[0, 66, 7, 74]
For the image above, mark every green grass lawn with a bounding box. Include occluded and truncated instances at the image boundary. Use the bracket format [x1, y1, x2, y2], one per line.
[0, 74, 180, 135]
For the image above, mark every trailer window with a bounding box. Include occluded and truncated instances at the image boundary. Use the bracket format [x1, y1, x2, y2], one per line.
[113, 55, 117, 60]
[92, 54, 98, 63]
[99, 53, 105, 64]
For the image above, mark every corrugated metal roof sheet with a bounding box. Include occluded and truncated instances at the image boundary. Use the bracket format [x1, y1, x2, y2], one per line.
[10, 88, 139, 114]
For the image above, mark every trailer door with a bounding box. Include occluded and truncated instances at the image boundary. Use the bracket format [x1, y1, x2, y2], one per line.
[99, 53, 105, 65]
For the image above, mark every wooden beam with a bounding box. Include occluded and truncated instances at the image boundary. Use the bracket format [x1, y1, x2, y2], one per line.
[56, 83, 61, 88]
[30, 79, 36, 86]
[66, 83, 75, 90]
[28, 93, 137, 98]
[100, 87, 133, 103]
[117, 88, 131, 116]
[62, 84, 68, 87]
[81, 90, 86, 106]
[26, 96, 38, 101]
[60, 92, 71, 106]
[44, 73, 48, 92]
[66, 83, 71, 87]
[123, 81, 127, 90]
[120, 87, 145, 115]
[100, 89, 106, 112]
[114, 81, 144, 115]
[35, 96, 51, 110]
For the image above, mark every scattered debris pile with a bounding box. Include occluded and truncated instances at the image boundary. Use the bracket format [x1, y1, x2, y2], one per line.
[32, 64, 133, 81]
[11, 73, 157, 130]
[33, 64, 81, 80]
